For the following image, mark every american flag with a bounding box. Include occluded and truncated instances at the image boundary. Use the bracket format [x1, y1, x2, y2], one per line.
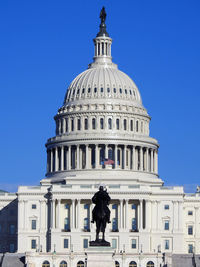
[103, 158, 115, 165]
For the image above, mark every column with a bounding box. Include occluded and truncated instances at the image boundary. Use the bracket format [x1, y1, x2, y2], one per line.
[105, 144, 108, 158]
[139, 199, 143, 230]
[79, 147, 82, 169]
[86, 144, 89, 169]
[57, 199, 61, 229]
[137, 203, 140, 231]
[124, 145, 127, 169]
[151, 200, 156, 231]
[173, 201, 178, 230]
[77, 145, 80, 169]
[52, 199, 56, 229]
[140, 147, 143, 171]
[55, 147, 58, 172]
[125, 199, 129, 229]
[50, 149, 53, 172]
[155, 149, 158, 174]
[76, 199, 80, 229]
[24, 200, 27, 230]
[95, 145, 99, 169]
[156, 201, 161, 230]
[68, 145, 71, 170]
[145, 200, 151, 231]
[120, 200, 123, 229]
[178, 201, 183, 231]
[146, 148, 149, 172]
[61, 146, 64, 171]
[115, 144, 118, 168]
[132, 146, 135, 170]
[18, 200, 24, 230]
[71, 199, 75, 229]
[150, 149, 153, 172]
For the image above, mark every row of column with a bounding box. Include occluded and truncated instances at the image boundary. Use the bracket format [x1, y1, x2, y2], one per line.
[47, 144, 158, 174]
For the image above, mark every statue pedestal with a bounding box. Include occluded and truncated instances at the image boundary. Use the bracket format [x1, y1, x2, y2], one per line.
[86, 247, 115, 267]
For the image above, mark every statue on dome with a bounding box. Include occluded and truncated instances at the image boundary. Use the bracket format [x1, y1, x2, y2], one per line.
[100, 6, 107, 24]
[89, 186, 111, 246]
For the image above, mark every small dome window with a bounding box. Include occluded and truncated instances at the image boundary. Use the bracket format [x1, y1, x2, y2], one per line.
[92, 118, 96, 130]
[107, 87, 110, 93]
[124, 119, 127, 130]
[119, 88, 122, 94]
[84, 118, 88, 130]
[88, 88, 91, 93]
[108, 118, 112, 129]
[101, 87, 104, 93]
[77, 89, 80, 95]
[82, 88, 85, 94]
[125, 89, 127, 94]
[130, 90, 132, 95]
[73, 90, 75, 96]
[133, 90, 135, 96]
[100, 118, 104, 129]
[94, 87, 97, 93]
[113, 88, 116, 93]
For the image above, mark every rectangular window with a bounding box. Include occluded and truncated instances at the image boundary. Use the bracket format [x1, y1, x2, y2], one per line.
[71, 119, 74, 131]
[188, 210, 193, 215]
[188, 225, 193, 235]
[77, 119, 81, 130]
[83, 239, 88, 248]
[100, 118, 104, 129]
[112, 239, 117, 249]
[31, 239, 36, 249]
[116, 119, 119, 130]
[32, 204, 36, 209]
[64, 239, 69, 248]
[188, 244, 193, 253]
[130, 120, 133, 131]
[131, 239, 136, 249]
[10, 224, 15, 234]
[165, 240, 169, 250]
[164, 205, 169, 210]
[164, 220, 169, 230]
[31, 220, 36, 230]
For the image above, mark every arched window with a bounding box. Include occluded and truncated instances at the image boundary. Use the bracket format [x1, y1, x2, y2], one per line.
[108, 118, 112, 129]
[42, 261, 50, 267]
[136, 121, 139, 132]
[94, 87, 97, 93]
[115, 261, 120, 267]
[146, 261, 154, 267]
[100, 118, 104, 129]
[77, 261, 84, 267]
[119, 88, 122, 94]
[92, 118, 96, 130]
[113, 88, 116, 93]
[107, 87, 110, 93]
[130, 120, 133, 131]
[77, 119, 81, 130]
[71, 119, 74, 131]
[88, 87, 91, 93]
[129, 261, 137, 267]
[116, 119, 119, 130]
[124, 119, 127, 130]
[82, 88, 85, 94]
[141, 121, 143, 133]
[60, 261, 67, 267]
[84, 118, 88, 130]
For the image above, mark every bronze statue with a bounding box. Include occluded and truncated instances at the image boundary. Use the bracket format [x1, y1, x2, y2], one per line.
[97, 7, 109, 37]
[90, 186, 111, 246]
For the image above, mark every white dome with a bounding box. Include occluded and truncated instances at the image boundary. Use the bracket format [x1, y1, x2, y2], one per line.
[64, 66, 142, 106]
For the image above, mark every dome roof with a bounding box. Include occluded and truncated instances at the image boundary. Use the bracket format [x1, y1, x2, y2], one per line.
[64, 67, 142, 106]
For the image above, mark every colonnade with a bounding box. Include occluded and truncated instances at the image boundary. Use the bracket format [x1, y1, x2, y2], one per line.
[47, 144, 158, 174]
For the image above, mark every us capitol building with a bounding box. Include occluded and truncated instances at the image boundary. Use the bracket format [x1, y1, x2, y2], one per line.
[0, 8, 200, 267]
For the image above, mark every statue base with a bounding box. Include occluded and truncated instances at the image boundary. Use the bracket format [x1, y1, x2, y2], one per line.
[89, 240, 110, 247]
[86, 247, 115, 267]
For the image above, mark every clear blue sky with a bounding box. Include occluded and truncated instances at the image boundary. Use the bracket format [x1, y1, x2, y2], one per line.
[0, 0, 200, 192]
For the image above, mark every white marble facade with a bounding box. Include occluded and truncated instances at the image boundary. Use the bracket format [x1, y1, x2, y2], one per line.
[0, 9, 200, 267]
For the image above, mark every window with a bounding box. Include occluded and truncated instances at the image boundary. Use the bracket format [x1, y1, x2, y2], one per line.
[31, 220, 36, 230]
[71, 119, 74, 131]
[77, 261, 84, 267]
[84, 118, 88, 130]
[65, 118, 68, 132]
[130, 90, 132, 95]
[116, 119, 119, 130]
[112, 218, 118, 231]
[64, 239, 69, 248]
[124, 119, 127, 130]
[100, 118, 104, 129]
[108, 118, 112, 129]
[10, 224, 15, 234]
[129, 261, 137, 267]
[112, 239, 117, 249]
[188, 225, 193, 235]
[77, 119, 81, 130]
[165, 240, 169, 250]
[9, 243, 15, 253]
[164, 205, 169, 210]
[164, 220, 169, 230]
[31, 239, 36, 249]
[82, 88, 85, 94]
[131, 218, 137, 231]
[65, 204, 69, 209]
[131, 239, 136, 249]
[64, 218, 70, 231]
[83, 239, 88, 248]
[101, 87, 103, 93]
[115, 261, 120, 267]
[60, 261, 68, 267]
[188, 244, 193, 253]
[147, 262, 154, 267]
[94, 87, 97, 93]
[188, 210, 193, 215]
[114, 88, 116, 93]
[130, 120, 133, 131]
[136, 121, 139, 132]
[125, 89, 127, 94]
[88, 87, 91, 93]
[42, 261, 50, 267]
[84, 218, 89, 231]
[107, 87, 110, 93]
[117, 149, 121, 165]
[119, 88, 122, 94]
[32, 204, 36, 209]
[92, 118, 96, 129]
